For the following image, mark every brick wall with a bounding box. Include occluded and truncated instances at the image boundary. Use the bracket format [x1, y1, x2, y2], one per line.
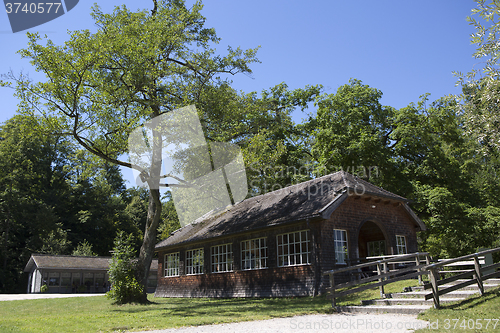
[155, 265, 315, 297]
[155, 222, 318, 298]
[317, 195, 420, 292]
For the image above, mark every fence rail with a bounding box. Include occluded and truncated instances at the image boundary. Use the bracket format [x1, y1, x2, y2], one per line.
[422, 247, 500, 308]
[323, 252, 431, 306]
[323, 247, 500, 309]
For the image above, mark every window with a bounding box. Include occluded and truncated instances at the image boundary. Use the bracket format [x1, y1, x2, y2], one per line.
[396, 235, 407, 255]
[277, 230, 311, 267]
[60, 273, 71, 287]
[164, 252, 180, 277]
[186, 248, 204, 275]
[48, 272, 60, 286]
[241, 238, 268, 270]
[211, 244, 233, 273]
[334, 229, 348, 264]
[367, 240, 386, 257]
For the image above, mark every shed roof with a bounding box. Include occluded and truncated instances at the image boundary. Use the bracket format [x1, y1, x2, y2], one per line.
[156, 171, 425, 251]
[24, 254, 158, 273]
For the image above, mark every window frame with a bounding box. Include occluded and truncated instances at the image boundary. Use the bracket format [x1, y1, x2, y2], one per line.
[185, 248, 204, 275]
[276, 229, 311, 267]
[396, 235, 407, 255]
[334, 229, 349, 265]
[164, 252, 180, 277]
[241, 237, 268, 270]
[211, 243, 233, 273]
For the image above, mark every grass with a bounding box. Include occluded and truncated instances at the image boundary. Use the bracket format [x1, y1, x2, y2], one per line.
[0, 279, 419, 333]
[416, 286, 500, 332]
[13, 278, 500, 333]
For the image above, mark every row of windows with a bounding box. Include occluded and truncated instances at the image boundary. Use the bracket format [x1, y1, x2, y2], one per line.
[164, 230, 409, 276]
[165, 230, 310, 277]
[333, 229, 408, 264]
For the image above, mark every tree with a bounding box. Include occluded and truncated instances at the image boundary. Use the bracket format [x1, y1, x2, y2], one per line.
[3, 0, 258, 302]
[311, 79, 395, 184]
[72, 240, 98, 256]
[0, 115, 72, 292]
[454, 0, 500, 151]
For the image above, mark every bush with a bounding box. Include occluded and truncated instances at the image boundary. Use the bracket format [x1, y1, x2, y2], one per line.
[106, 231, 143, 304]
[40, 284, 48, 293]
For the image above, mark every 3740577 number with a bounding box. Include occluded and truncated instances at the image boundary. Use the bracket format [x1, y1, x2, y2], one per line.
[5, 2, 62, 14]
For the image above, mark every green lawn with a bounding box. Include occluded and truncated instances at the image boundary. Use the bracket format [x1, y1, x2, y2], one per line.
[416, 287, 500, 332]
[0, 279, 437, 333]
[0, 295, 331, 333]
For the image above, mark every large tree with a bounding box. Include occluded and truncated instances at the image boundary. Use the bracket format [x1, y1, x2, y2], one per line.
[454, 0, 500, 152]
[3, 0, 258, 302]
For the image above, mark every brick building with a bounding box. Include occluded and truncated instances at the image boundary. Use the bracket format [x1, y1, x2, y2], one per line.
[154, 171, 425, 298]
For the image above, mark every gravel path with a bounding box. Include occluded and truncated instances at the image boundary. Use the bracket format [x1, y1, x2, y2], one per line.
[135, 313, 429, 333]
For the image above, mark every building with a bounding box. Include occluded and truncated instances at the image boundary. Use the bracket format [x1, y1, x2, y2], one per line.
[24, 254, 158, 294]
[154, 171, 426, 298]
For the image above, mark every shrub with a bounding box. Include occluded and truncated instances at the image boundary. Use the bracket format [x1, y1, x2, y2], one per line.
[106, 231, 143, 304]
[40, 284, 48, 293]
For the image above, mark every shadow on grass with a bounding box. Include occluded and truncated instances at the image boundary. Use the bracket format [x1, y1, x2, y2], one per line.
[111, 295, 331, 318]
[437, 287, 500, 311]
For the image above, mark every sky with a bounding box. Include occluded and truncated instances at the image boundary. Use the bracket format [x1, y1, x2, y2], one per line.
[0, 0, 480, 187]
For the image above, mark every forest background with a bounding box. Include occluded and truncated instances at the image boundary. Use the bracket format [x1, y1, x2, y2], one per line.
[1, 0, 500, 294]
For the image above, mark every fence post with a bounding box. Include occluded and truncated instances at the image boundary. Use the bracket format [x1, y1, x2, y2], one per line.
[429, 267, 440, 309]
[329, 273, 336, 307]
[416, 253, 423, 285]
[473, 255, 484, 296]
[425, 254, 431, 265]
[377, 262, 385, 297]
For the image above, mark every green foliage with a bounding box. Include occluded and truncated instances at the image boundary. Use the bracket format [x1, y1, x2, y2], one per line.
[106, 231, 143, 305]
[72, 240, 97, 257]
[453, 0, 500, 152]
[158, 191, 181, 241]
[5, 0, 260, 301]
[40, 284, 48, 293]
[311, 79, 396, 188]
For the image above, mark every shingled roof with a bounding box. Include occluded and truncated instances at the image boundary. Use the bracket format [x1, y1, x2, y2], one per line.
[155, 171, 425, 250]
[24, 254, 158, 272]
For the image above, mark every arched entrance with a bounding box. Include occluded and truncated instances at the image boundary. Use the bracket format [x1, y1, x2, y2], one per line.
[358, 221, 387, 258]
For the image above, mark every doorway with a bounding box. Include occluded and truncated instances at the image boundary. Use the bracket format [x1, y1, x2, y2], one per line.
[358, 221, 387, 258]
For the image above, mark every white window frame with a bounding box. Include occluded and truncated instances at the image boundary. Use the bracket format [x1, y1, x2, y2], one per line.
[396, 235, 407, 255]
[241, 237, 268, 270]
[334, 229, 348, 265]
[277, 230, 311, 267]
[211, 243, 233, 273]
[164, 252, 180, 277]
[186, 248, 204, 275]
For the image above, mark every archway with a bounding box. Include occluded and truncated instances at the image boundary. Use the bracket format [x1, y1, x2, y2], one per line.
[358, 221, 387, 258]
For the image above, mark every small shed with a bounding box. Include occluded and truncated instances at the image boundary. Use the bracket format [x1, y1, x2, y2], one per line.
[24, 254, 158, 294]
[154, 171, 426, 298]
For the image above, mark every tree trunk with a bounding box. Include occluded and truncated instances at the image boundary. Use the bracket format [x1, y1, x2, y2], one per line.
[135, 188, 162, 303]
[134, 123, 163, 303]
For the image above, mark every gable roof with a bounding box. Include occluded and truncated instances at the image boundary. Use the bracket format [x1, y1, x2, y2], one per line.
[156, 171, 425, 251]
[24, 254, 158, 273]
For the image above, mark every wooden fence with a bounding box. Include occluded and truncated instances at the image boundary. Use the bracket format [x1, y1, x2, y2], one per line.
[323, 247, 500, 309]
[423, 247, 500, 308]
[323, 252, 431, 306]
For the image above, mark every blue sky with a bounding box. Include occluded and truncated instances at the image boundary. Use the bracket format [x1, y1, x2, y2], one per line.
[0, 0, 480, 186]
